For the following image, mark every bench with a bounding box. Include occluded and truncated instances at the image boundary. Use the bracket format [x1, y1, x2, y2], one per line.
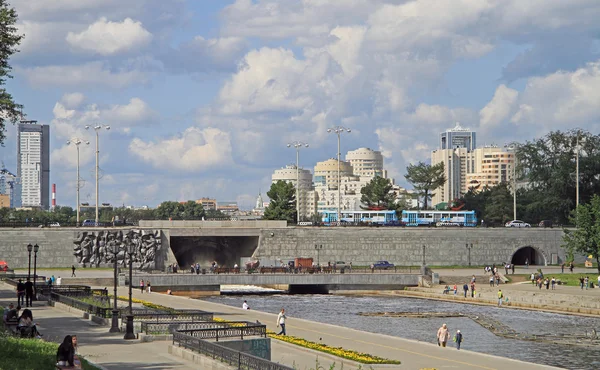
[55, 354, 82, 369]
[214, 267, 240, 274]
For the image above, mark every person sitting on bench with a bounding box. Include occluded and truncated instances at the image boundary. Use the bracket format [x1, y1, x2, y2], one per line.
[442, 285, 451, 294]
[56, 335, 75, 367]
[17, 309, 42, 338]
[5, 304, 20, 323]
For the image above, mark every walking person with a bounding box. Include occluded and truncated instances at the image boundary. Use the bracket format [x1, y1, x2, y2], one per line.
[140, 279, 145, 294]
[497, 289, 503, 306]
[463, 283, 468, 298]
[525, 258, 529, 269]
[561, 263, 565, 273]
[454, 330, 463, 350]
[453, 284, 457, 295]
[551, 277, 556, 290]
[585, 276, 589, 290]
[147, 280, 151, 294]
[511, 263, 515, 274]
[71, 265, 76, 277]
[569, 262, 574, 273]
[437, 324, 450, 347]
[276, 308, 287, 335]
[16, 279, 25, 307]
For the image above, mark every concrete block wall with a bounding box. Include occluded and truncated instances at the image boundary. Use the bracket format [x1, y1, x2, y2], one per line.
[255, 227, 568, 267]
[0, 229, 78, 268]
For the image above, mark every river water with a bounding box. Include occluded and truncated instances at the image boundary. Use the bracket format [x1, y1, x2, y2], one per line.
[203, 294, 600, 370]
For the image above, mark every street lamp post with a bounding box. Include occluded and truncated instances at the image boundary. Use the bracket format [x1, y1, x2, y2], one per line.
[287, 141, 309, 223]
[575, 131, 586, 209]
[124, 243, 136, 340]
[33, 244, 39, 300]
[67, 138, 90, 226]
[505, 144, 517, 221]
[314, 244, 323, 266]
[109, 243, 120, 333]
[26, 243, 32, 281]
[85, 124, 110, 225]
[327, 126, 351, 225]
[466, 243, 473, 266]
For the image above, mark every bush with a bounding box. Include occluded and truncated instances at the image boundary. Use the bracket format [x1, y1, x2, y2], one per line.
[0, 332, 98, 370]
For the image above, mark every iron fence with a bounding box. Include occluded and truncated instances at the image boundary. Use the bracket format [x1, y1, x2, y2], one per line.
[172, 331, 293, 370]
[49, 292, 113, 318]
[121, 310, 214, 330]
[141, 320, 266, 339]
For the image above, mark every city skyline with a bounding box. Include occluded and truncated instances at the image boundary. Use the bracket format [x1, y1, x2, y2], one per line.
[0, 1, 599, 208]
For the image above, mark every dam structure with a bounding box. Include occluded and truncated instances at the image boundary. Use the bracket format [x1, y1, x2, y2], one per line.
[0, 220, 569, 293]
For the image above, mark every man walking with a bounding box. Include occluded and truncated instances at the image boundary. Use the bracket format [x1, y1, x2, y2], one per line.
[497, 289, 503, 306]
[454, 330, 463, 350]
[16, 279, 25, 307]
[462, 283, 468, 298]
[71, 265, 76, 277]
[276, 308, 287, 335]
[24, 278, 34, 307]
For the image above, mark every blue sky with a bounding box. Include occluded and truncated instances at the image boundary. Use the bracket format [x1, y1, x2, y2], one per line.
[1, 0, 599, 209]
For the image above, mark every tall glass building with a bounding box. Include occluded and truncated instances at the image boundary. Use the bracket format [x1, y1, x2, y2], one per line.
[17, 120, 50, 209]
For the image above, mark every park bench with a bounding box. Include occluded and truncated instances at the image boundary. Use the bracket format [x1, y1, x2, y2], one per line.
[259, 267, 289, 274]
[214, 267, 240, 274]
[55, 354, 82, 369]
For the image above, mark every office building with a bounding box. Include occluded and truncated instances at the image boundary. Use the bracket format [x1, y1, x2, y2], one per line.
[17, 121, 50, 209]
[197, 197, 217, 210]
[0, 167, 21, 208]
[345, 147, 387, 178]
[440, 122, 476, 151]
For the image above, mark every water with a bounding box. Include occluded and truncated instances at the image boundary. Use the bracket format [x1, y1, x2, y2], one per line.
[203, 294, 600, 370]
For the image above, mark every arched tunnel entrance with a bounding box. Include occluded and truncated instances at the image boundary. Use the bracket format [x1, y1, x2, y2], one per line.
[511, 246, 547, 266]
[170, 236, 259, 268]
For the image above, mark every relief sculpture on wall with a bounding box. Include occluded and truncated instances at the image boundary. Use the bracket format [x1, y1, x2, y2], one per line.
[73, 229, 162, 270]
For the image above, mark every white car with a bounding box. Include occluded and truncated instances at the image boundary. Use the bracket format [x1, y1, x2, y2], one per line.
[49, 222, 61, 227]
[505, 220, 531, 228]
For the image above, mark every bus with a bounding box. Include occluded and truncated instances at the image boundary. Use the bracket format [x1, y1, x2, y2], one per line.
[401, 210, 477, 227]
[319, 210, 400, 226]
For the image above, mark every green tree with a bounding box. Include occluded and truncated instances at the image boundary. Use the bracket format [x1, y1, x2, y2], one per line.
[360, 176, 396, 210]
[563, 195, 600, 274]
[206, 209, 228, 219]
[181, 201, 205, 220]
[0, 1, 24, 144]
[154, 201, 184, 220]
[404, 162, 446, 210]
[263, 180, 296, 223]
[517, 130, 600, 224]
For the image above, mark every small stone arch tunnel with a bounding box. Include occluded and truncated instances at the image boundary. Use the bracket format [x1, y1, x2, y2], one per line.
[510, 246, 549, 266]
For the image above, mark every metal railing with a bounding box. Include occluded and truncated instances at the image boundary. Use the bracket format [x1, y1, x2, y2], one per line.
[172, 331, 293, 370]
[142, 320, 266, 339]
[122, 309, 213, 323]
[49, 292, 114, 318]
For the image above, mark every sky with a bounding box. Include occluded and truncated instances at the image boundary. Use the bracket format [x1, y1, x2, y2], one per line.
[1, 0, 599, 209]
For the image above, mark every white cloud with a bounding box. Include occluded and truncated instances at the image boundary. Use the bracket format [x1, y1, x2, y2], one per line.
[162, 36, 247, 73]
[101, 98, 157, 126]
[479, 85, 519, 130]
[60, 92, 86, 109]
[129, 127, 234, 171]
[66, 17, 152, 55]
[16, 61, 149, 88]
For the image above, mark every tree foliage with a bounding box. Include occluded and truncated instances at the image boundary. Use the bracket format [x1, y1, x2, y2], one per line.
[404, 162, 446, 209]
[263, 180, 296, 223]
[462, 183, 514, 225]
[517, 130, 600, 223]
[563, 195, 600, 274]
[360, 176, 396, 210]
[0, 1, 24, 144]
[154, 201, 205, 220]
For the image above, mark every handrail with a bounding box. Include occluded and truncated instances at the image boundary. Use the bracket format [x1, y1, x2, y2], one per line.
[172, 331, 293, 370]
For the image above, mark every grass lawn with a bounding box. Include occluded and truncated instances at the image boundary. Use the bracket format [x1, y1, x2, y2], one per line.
[513, 272, 599, 286]
[0, 333, 98, 370]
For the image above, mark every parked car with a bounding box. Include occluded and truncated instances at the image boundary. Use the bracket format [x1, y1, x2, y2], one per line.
[82, 219, 98, 227]
[538, 220, 553, 228]
[505, 220, 531, 228]
[48, 222, 61, 227]
[0, 260, 8, 272]
[373, 260, 394, 269]
[112, 219, 134, 227]
[334, 261, 347, 269]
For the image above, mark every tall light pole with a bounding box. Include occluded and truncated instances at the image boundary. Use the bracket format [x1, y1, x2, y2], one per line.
[287, 141, 309, 223]
[33, 244, 39, 300]
[85, 124, 110, 225]
[575, 131, 585, 209]
[327, 126, 351, 224]
[505, 144, 517, 221]
[67, 138, 90, 225]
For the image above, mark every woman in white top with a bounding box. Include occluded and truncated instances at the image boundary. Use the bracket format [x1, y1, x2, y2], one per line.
[242, 300, 249, 310]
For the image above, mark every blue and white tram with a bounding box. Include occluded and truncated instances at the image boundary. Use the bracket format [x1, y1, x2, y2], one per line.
[320, 210, 399, 225]
[401, 210, 477, 227]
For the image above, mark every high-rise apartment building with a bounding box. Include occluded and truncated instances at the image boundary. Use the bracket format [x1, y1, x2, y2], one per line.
[271, 164, 317, 220]
[313, 158, 353, 189]
[431, 124, 514, 207]
[345, 147, 387, 178]
[17, 121, 50, 209]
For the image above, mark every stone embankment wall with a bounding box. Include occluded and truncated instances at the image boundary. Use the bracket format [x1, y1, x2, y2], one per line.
[255, 227, 567, 266]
